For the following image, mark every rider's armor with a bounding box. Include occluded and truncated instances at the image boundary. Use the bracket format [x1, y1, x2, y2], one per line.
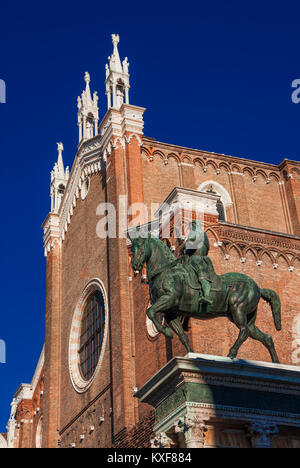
[180, 221, 213, 330]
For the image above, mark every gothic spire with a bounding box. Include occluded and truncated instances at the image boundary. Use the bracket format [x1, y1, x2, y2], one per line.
[50, 143, 69, 213]
[105, 34, 130, 110]
[77, 72, 99, 143]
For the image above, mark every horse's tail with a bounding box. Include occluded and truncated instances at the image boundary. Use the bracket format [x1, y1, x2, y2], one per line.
[260, 288, 282, 331]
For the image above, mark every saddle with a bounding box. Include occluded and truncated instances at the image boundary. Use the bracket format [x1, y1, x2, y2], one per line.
[179, 261, 230, 315]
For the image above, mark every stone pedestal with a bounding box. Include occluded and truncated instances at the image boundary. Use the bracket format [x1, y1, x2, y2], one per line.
[135, 353, 300, 448]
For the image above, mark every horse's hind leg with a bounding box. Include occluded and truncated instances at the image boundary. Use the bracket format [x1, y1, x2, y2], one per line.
[247, 313, 280, 363]
[168, 317, 193, 353]
[227, 304, 250, 360]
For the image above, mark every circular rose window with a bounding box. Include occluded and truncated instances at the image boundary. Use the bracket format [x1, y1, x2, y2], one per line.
[69, 279, 108, 393]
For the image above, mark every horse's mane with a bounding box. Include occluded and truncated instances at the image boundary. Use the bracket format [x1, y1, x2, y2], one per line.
[147, 236, 176, 262]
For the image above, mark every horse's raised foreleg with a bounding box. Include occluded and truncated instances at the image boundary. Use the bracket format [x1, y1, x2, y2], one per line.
[147, 295, 176, 338]
[167, 317, 193, 353]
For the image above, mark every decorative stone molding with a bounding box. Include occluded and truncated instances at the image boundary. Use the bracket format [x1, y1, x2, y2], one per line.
[150, 432, 175, 448]
[154, 187, 221, 232]
[136, 353, 300, 442]
[80, 136, 102, 156]
[246, 421, 278, 448]
[174, 414, 207, 448]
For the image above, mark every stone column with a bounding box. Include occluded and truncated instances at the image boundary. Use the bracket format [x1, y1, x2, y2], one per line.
[125, 85, 129, 104]
[247, 421, 278, 448]
[174, 414, 207, 448]
[106, 90, 111, 109]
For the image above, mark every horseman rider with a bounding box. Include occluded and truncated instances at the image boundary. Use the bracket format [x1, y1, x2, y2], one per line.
[180, 220, 213, 306]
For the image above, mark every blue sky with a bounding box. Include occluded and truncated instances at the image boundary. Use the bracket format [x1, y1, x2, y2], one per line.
[0, 0, 300, 432]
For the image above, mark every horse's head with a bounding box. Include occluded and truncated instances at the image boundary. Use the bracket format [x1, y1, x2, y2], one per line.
[130, 235, 149, 272]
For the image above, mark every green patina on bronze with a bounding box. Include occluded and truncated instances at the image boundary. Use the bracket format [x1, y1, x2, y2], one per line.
[130, 221, 282, 363]
[155, 382, 300, 422]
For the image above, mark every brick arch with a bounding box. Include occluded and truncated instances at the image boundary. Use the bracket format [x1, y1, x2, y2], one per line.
[268, 172, 280, 182]
[276, 253, 290, 269]
[260, 250, 276, 266]
[231, 164, 241, 173]
[166, 152, 180, 163]
[126, 133, 142, 146]
[255, 169, 268, 182]
[291, 167, 300, 177]
[228, 244, 243, 258]
[244, 247, 258, 261]
[242, 166, 255, 177]
[291, 256, 300, 267]
[218, 161, 230, 172]
[206, 160, 218, 170]
[113, 136, 125, 149]
[292, 257, 300, 274]
[197, 180, 233, 208]
[152, 150, 165, 160]
[193, 158, 204, 167]
[141, 146, 150, 157]
[205, 227, 220, 244]
[181, 154, 192, 163]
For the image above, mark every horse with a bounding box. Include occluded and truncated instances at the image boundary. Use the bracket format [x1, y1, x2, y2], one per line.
[130, 234, 281, 363]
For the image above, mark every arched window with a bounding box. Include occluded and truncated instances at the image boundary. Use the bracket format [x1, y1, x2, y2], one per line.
[79, 290, 106, 381]
[197, 181, 232, 222]
[58, 184, 65, 195]
[116, 79, 125, 107]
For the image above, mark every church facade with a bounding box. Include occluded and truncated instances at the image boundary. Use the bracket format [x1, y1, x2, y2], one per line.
[4, 35, 300, 448]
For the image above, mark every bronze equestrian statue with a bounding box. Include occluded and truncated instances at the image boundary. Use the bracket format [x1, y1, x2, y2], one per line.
[130, 222, 281, 363]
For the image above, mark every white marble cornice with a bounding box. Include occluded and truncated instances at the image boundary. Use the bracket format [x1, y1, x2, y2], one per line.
[43, 103, 146, 256]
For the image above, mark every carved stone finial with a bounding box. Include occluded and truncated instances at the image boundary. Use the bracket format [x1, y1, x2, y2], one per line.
[112, 33, 120, 47]
[57, 142, 64, 154]
[174, 414, 207, 448]
[150, 432, 175, 448]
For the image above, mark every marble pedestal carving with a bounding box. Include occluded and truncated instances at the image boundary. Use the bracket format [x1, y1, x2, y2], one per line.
[135, 353, 300, 448]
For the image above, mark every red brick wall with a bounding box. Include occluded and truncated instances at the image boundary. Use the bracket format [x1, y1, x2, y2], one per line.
[141, 140, 297, 234]
[58, 172, 112, 448]
[39, 134, 300, 448]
